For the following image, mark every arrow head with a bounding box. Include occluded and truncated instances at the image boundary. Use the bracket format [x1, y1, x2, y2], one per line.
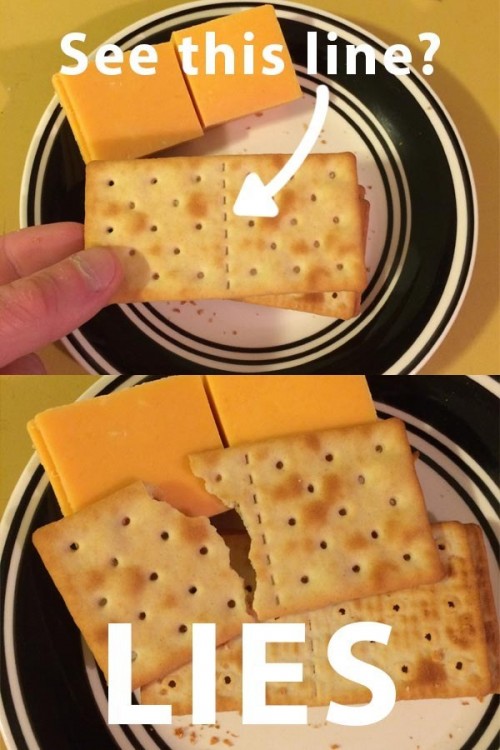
[232, 172, 279, 218]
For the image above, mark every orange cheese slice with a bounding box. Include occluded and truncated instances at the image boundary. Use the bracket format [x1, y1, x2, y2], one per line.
[28, 377, 225, 517]
[205, 375, 377, 445]
[29, 375, 376, 519]
[172, 5, 302, 128]
[53, 42, 203, 163]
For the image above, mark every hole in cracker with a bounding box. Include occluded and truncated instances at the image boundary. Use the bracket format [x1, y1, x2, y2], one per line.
[403, 553, 411, 561]
[320, 540, 328, 549]
[69, 542, 79, 551]
[393, 604, 400, 612]
[325, 453, 333, 462]
[300, 575, 309, 584]
[329, 171, 336, 179]
[425, 633, 432, 641]
[131, 651, 137, 661]
[152, 273, 160, 280]
[199, 546, 208, 555]
[352, 565, 361, 573]
[438, 543, 446, 550]
[333, 216, 340, 224]
[139, 612, 146, 620]
[336, 263, 344, 270]
[128, 249, 136, 256]
[307, 484, 314, 493]
[375, 444, 383, 453]
[389, 497, 397, 506]
[310, 194, 317, 201]
[215, 473, 222, 482]
[290, 218, 298, 226]
[227, 599, 236, 608]
[149, 572, 159, 581]
[288, 518, 296, 526]
[248, 220, 255, 227]
[122, 517, 130, 526]
[338, 507, 347, 516]
[338, 608, 346, 615]
[179, 624, 188, 633]
[331, 292, 338, 299]
[293, 266, 301, 274]
[161, 531, 169, 540]
[358, 475, 365, 484]
[401, 665, 409, 673]
[98, 597, 107, 607]
[106, 227, 114, 234]
[195, 223, 203, 230]
[110, 557, 118, 566]
[455, 661, 463, 670]
[371, 530, 379, 539]
[224, 675, 232, 685]
[128, 201, 135, 209]
[448, 601, 455, 608]
[169, 679, 177, 688]
[189, 586, 197, 594]
[313, 240, 320, 248]
[150, 225, 158, 232]
[245, 584, 253, 592]
[250, 268, 258, 276]
[276, 461, 284, 470]
[173, 247, 181, 255]
[195, 175, 202, 182]
[150, 177, 158, 184]
[197, 271, 205, 279]
[108, 180, 115, 186]
[270, 242, 277, 249]
[172, 199, 179, 207]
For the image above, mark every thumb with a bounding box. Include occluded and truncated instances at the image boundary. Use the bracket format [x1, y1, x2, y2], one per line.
[0, 247, 124, 367]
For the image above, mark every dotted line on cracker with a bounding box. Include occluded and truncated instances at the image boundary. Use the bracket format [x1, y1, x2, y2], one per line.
[244, 452, 280, 608]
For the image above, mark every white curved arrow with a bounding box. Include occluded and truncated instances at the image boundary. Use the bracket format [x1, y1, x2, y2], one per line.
[233, 84, 330, 218]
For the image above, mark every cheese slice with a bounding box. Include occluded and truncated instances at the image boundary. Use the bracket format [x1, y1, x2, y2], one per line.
[29, 376, 376, 519]
[172, 5, 301, 128]
[205, 375, 377, 445]
[53, 42, 203, 163]
[28, 377, 225, 517]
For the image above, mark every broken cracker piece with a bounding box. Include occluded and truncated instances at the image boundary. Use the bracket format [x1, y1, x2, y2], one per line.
[190, 418, 444, 620]
[33, 482, 252, 689]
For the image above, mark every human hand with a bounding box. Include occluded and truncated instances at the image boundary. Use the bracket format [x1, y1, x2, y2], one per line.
[0, 222, 124, 374]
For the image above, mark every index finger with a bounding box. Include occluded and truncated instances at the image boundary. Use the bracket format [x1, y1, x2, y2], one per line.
[0, 222, 84, 284]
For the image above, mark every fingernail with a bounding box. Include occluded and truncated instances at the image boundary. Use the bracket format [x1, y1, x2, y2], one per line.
[71, 248, 121, 292]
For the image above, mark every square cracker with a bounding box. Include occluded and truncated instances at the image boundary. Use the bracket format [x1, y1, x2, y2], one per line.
[32, 482, 252, 689]
[85, 153, 367, 303]
[142, 522, 499, 712]
[190, 418, 444, 620]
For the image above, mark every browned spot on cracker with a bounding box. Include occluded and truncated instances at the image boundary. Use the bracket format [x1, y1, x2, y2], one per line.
[187, 192, 208, 218]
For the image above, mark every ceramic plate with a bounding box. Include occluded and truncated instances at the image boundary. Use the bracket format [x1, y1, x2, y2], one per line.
[20, 0, 476, 374]
[1, 376, 498, 750]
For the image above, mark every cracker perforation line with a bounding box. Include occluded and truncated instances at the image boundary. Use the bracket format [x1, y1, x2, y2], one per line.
[307, 617, 318, 701]
[222, 162, 230, 290]
[244, 452, 280, 607]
